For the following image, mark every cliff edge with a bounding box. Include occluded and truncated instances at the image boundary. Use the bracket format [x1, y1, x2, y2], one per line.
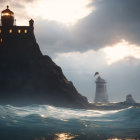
[0, 34, 88, 108]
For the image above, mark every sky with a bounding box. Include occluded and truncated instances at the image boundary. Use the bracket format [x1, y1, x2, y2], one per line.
[0, 0, 140, 102]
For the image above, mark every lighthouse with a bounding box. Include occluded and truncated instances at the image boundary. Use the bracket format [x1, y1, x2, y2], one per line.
[0, 6, 35, 45]
[94, 76, 109, 103]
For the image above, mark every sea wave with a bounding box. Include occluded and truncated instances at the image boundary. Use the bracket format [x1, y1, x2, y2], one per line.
[0, 104, 140, 140]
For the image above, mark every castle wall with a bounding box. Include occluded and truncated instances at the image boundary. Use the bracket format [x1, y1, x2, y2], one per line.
[0, 25, 39, 61]
[0, 26, 35, 46]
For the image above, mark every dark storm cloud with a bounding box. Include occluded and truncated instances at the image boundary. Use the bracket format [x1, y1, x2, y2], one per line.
[74, 0, 140, 49]
[35, 20, 80, 55]
[1, 0, 139, 54]
[0, 0, 140, 54]
[34, 0, 140, 55]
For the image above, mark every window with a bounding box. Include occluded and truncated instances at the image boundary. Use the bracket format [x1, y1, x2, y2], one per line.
[9, 29, 12, 33]
[2, 13, 10, 16]
[0, 38, 2, 43]
[18, 29, 21, 33]
[24, 29, 27, 33]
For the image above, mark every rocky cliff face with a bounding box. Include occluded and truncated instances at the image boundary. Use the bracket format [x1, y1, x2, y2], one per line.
[0, 33, 88, 108]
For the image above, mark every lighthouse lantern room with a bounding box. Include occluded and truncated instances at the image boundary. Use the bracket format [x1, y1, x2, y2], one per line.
[1, 6, 14, 27]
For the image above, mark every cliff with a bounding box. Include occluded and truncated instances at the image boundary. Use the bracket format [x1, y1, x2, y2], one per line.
[0, 33, 88, 108]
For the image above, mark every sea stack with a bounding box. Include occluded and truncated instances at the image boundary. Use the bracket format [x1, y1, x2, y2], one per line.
[125, 94, 136, 104]
[94, 76, 109, 103]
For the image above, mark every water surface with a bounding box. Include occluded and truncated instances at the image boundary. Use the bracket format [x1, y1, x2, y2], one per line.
[0, 104, 140, 140]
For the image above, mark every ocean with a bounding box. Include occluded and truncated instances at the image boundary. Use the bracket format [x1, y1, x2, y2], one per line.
[0, 104, 140, 140]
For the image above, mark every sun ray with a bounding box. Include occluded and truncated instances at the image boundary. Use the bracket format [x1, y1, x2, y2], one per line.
[103, 40, 140, 65]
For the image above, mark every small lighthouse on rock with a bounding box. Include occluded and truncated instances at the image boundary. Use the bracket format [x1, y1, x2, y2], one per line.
[0, 6, 35, 45]
[94, 72, 109, 103]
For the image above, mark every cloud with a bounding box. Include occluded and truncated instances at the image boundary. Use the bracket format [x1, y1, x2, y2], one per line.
[54, 50, 106, 101]
[25, 0, 94, 25]
[72, 0, 140, 49]
[0, 0, 36, 25]
[32, 0, 140, 56]
[103, 40, 140, 64]
[54, 51, 140, 102]
[1, 0, 140, 55]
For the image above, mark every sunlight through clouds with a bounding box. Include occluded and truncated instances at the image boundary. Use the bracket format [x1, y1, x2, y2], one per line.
[103, 40, 140, 65]
[54, 40, 140, 69]
[25, 0, 94, 25]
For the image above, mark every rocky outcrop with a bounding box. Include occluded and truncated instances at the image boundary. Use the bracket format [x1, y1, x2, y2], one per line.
[0, 34, 88, 108]
[124, 94, 136, 104]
